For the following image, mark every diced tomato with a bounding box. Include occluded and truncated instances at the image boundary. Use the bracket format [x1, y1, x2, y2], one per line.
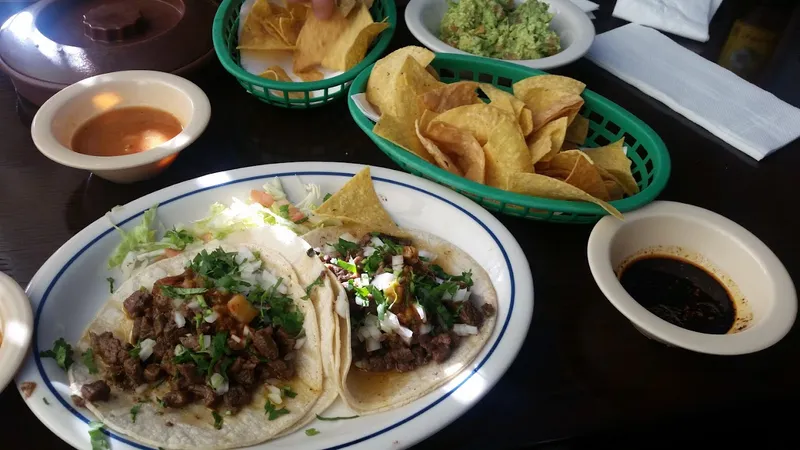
[250, 190, 275, 207]
[288, 206, 305, 223]
[164, 248, 182, 258]
[201, 232, 213, 242]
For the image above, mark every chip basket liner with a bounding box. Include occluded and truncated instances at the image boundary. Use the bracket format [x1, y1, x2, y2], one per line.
[213, 0, 397, 108]
[348, 53, 671, 223]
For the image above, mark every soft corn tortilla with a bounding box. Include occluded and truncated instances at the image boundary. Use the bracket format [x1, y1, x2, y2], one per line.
[68, 243, 325, 450]
[303, 226, 497, 414]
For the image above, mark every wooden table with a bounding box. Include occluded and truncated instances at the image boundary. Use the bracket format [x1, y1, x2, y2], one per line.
[1, 1, 799, 448]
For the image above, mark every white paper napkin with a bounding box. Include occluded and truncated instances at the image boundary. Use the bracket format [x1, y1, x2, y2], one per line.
[586, 24, 800, 161]
[612, 0, 724, 42]
[570, 0, 599, 13]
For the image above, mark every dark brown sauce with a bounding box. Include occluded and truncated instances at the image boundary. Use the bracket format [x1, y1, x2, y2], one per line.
[71, 106, 182, 157]
[618, 255, 735, 334]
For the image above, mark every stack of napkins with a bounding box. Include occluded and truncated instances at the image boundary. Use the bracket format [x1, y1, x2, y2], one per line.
[587, 24, 800, 161]
[612, 0, 724, 42]
[570, 0, 599, 19]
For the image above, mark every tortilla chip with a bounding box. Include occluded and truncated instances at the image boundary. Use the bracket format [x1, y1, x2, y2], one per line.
[517, 88, 584, 132]
[433, 104, 531, 188]
[561, 141, 579, 150]
[316, 167, 403, 236]
[549, 151, 610, 200]
[508, 173, 622, 219]
[366, 46, 435, 116]
[293, 9, 349, 72]
[566, 114, 589, 145]
[321, 5, 389, 71]
[425, 121, 486, 184]
[513, 75, 586, 98]
[415, 120, 463, 176]
[519, 108, 534, 136]
[296, 68, 324, 82]
[419, 81, 480, 113]
[338, 0, 357, 16]
[418, 109, 440, 129]
[479, 83, 532, 134]
[288, 2, 308, 20]
[258, 66, 304, 99]
[425, 65, 440, 81]
[527, 116, 567, 165]
[582, 139, 640, 195]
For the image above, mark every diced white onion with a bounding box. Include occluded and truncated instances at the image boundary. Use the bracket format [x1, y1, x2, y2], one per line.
[277, 283, 288, 295]
[235, 247, 255, 264]
[265, 378, 282, 386]
[138, 338, 156, 361]
[335, 296, 348, 318]
[452, 288, 471, 303]
[371, 272, 396, 291]
[294, 337, 306, 350]
[202, 335, 212, 350]
[322, 244, 337, 255]
[340, 232, 358, 243]
[395, 325, 413, 345]
[362, 246, 376, 257]
[391, 255, 403, 272]
[453, 324, 479, 336]
[366, 337, 382, 352]
[135, 384, 149, 394]
[204, 311, 219, 323]
[187, 300, 200, 310]
[120, 251, 137, 280]
[261, 270, 278, 288]
[210, 373, 229, 395]
[435, 278, 445, 285]
[379, 312, 413, 344]
[243, 326, 252, 337]
[174, 344, 186, 356]
[357, 327, 369, 342]
[171, 297, 184, 308]
[364, 314, 379, 327]
[283, 353, 294, 361]
[418, 250, 437, 261]
[367, 324, 382, 341]
[355, 296, 369, 307]
[354, 360, 368, 369]
[266, 385, 283, 405]
[413, 302, 427, 322]
[370, 236, 385, 248]
[174, 311, 186, 328]
[419, 323, 432, 335]
[230, 334, 241, 344]
[442, 289, 453, 301]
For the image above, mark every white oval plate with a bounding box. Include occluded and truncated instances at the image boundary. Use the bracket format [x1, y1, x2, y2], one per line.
[405, 0, 595, 70]
[15, 162, 533, 450]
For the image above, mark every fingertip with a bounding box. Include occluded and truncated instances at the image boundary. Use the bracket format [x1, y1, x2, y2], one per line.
[312, 0, 335, 20]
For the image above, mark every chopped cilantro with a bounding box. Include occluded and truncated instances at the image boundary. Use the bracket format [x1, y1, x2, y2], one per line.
[278, 204, 291, 219]
[39, 338, 73, 371]
[322, 193, 332, 202]
[208, 332, 230, 377]
[248, 280, 304, 336]
[305, 428, 320, 436]
[332, 238, 360, 258]
[158, 285, 208, 299]
[281, 386, 297, 398]
[106, 277, 115, 293]
[82, 348, 98, 374]
[88, 421, 110, 450]
[173, 347, 210, 374]
[164, 228, 196, 250]
[189, 249, 251, 293]
[128, 341, 141, 359]
[302, 274, 325, 300]
[42, 397, 50, 405]
[212, 411, 223, 429]
[335, 259, 357, 274]
[264, 401, 290, 420]
[430, 265, 473, 287]
[130, 403, 142, 423]
[315, 414, 359, 421]
[157, 397, 167, 408]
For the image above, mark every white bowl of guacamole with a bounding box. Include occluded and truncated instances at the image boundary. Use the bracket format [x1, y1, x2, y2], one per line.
[405, 0, 595, 69]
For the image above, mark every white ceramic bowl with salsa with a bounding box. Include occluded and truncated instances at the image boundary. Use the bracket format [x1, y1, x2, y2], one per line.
[31, 70, 211, 184]
[405, 0, 595, 70]
[587, 201, 797, 355]
[0, 271, 33, 394]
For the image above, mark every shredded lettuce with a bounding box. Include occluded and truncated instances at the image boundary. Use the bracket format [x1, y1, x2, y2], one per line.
[262, 178, 287, 202]
[108, 206, 158, 268]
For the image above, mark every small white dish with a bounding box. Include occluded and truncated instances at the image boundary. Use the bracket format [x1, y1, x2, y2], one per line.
[405, 0, 595, 70]
[587, 201, 796, 355]
[0, 271, 33, 393]
[31, 70, 211, 184]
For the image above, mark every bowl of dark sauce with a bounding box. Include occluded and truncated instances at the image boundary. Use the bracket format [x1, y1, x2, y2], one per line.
[587, 201, 796, 355]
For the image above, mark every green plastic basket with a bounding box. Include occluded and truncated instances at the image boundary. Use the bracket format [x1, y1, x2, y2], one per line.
[213, 0, 396, 108]
[348, 53, 671, 223]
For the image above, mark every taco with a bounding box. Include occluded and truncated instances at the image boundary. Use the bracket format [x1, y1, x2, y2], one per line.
[68, 242, 325, 449]
[304, 168, 498, 414]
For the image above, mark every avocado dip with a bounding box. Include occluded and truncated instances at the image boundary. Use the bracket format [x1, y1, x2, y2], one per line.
[440, 0, 561, 60]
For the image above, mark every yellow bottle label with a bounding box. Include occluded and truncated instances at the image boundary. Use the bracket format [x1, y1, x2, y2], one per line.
[719, 21, 779, 77]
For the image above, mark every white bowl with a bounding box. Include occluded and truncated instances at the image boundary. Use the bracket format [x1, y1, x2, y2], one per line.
[405, 0, 595, 70]
[0, 271, 33, 393]
[587, 201, 796, 355]
[31, 70, 211, 184]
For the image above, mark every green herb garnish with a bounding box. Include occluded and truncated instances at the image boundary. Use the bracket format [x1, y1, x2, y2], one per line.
[130, 404, 142, 423]
[39, 338, 73, 371]
[212, 411, 223, 429]
[315, 414, 359, 421]
[128, 341, 141, 359]
[189, 249, 251, 293]
[88, 421, 110, 450]
[302, 274, 325, 300]
[335, 259, 357, 274]
[82, 348, 98, 374]
[332, 238, 360, 258]
[305, 428, 320, 436]
[281, 386, 297, 398]
[157, 285, 208, 299]
[264, 401, 290, 420]
[322, 193, 332, 202]
[42, 397, 50, 405]
[278, 204, 291, 220]
[248, 279, 304, 336]
[164, 228, 196, 250]
[106, 277, 115, 293]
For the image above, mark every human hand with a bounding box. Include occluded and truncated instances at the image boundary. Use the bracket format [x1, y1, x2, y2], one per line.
[289, 0, 335, 20]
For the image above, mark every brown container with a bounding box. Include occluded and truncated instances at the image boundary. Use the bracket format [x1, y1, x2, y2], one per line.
[0, 0, 218, 105]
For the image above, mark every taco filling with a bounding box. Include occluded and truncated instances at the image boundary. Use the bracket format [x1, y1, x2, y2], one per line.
[317, 233, 495, 373]
[86, 247, 306, 414]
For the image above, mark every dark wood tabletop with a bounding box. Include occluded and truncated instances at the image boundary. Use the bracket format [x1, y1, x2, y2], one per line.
[2, 0, 800, 449]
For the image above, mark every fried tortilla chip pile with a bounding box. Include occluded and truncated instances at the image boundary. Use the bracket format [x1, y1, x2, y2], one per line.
[238, 0, 389, 87]
[365, 47, 641, 219]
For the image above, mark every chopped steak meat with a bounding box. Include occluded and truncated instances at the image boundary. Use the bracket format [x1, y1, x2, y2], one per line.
[420, 333, 454, 363]
[131, 316, 154, 343]
[251, 327, 279, 360]
[178, 335, 199, 351]
[90, 332, 125, 366]
[123, 356, 144, 385]
[71, 394, 86, 408]
[274, 328, 296, 355]
[230, 356, 258, 386]
[81, 380, 110, 402]
[223, 385, 251, 408]
[481, 303, 496, 318]
[264, 359, 295, 380]
[143, 364, 163, 382]
[458, 301, 484, 327]
[189, 384, 218, 408]
[123, 290, 152, 317]
[20, 381, 36, 398]
[163, 390, 192, 408]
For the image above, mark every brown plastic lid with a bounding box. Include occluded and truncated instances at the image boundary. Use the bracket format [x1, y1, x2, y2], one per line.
[0, 0, 217, 105]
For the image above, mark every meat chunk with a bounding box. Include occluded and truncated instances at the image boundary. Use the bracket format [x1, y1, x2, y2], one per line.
[189, 384, 218, 408]
[151, 339, 170, 362]
[458, 301, 484, 327]
[81, 380, 110, 402]
[419, 333, 454, 363]
[153, 314, 169, 337]
[20, 381, 36, 398]
[131, 316, 154, 343]
[179, 335, 199, 351]
[230, 356, 258, 386]
[91, 332, 125, 366]
[123, 357, 144, 385]
[176, 364, 204, 385]
[251, 327, 279, 360]
[71, 394, 86, 408]
[274, 328, 296, 355]
[123, 290, 152, 318]
[223, 385, 251, 408]
[143, 364, 163, 382]
[402, 245, 419, 264]
[264, 359, 295, 380]
[163, 390, 192, 408]
[386, 347, 415, 372]
[481, 303, 496, 318]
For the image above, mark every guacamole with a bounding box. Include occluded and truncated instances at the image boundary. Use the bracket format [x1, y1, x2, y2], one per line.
[440, 0, 561, 60]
